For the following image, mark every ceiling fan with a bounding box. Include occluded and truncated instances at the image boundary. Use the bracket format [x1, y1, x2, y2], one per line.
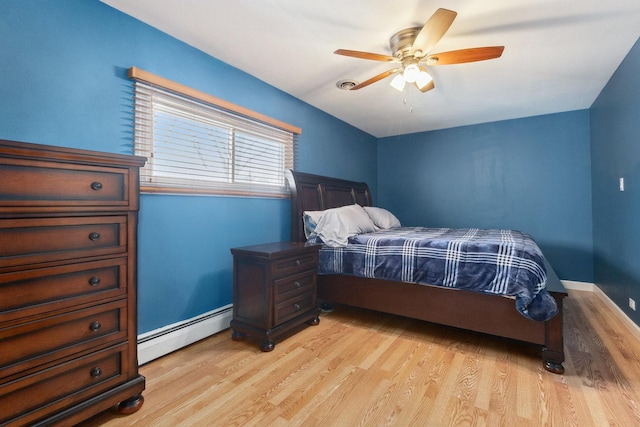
[335, 8, 504, 93]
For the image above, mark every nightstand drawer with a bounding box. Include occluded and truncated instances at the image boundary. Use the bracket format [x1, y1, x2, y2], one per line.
[0, 216, 127, 268]
[273, 253, 317, 278]
[0, 343, 129, 426]
[274, 271, 315, 303]
[274, 292, 315, 325]
[0, 162, 128, 207]
[0, 258, 127, 323]
[0, 300, 127, 379]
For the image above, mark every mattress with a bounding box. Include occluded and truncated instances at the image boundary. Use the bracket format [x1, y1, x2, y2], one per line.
[310, 227, 558, 321]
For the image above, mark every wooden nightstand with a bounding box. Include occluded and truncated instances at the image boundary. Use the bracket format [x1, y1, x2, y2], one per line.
[230, 241, 321, 351]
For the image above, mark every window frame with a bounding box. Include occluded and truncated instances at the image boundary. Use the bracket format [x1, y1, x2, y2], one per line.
[128, 67, 300, 197]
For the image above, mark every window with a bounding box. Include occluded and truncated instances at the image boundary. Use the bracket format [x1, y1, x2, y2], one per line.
[129, 67, 299, 197]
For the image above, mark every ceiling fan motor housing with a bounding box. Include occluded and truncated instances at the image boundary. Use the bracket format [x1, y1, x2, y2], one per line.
[390, 27, 421, 59]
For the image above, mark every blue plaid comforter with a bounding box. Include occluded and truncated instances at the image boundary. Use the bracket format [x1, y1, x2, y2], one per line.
[310, 227, 558, 321]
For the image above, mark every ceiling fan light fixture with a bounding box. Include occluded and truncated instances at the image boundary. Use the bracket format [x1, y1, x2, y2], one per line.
[389, 74, 406, 91]
[403, 63, 420, 83]
[415, 70, 433, 90]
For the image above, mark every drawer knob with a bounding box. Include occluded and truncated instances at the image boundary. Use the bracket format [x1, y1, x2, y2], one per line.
[90, 367, 102, 378]
[89, 276, 101, 286]
[89, 232, 101, 241]
[295, 281, 301, 288]
[294, 303, 301, 311]
[295, 259, 301, 266]
[91, 181, 104, 191]
[89, 321, 101, 332]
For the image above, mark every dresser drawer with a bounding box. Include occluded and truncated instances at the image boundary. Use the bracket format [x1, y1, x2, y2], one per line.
[0, 161, 129, 208]
[0, 258, 127, 323]
[274, 270, 316, 304]
[0, 216, 127, 268]
[0, 343, 129, 426]
[274, 292, 316, 325]
[0, 300, 127, 379]
[272, 253, 317, 278]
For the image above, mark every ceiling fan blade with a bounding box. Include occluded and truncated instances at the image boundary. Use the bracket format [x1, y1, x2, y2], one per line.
[351, 69, 400, 90]
[411, 8, 457, 57]
[425, 46, 505, 65]
[334, 49, 397, 62]
[416, 80, 435, 93]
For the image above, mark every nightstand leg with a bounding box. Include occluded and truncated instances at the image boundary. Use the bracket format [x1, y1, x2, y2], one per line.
[231, 329, 246, 341]
[260, 340, 275, 352]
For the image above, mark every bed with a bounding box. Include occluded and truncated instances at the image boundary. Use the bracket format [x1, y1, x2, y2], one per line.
[285, 169, 567, 374]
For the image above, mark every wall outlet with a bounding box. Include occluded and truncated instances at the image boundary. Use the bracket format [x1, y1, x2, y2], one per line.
[630, 298, 636, 311]
[620, 177, 625, 191]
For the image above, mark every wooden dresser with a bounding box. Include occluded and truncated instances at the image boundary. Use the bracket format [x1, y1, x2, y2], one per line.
[230, 242, 321, 351]
[0, 140, 146, 426]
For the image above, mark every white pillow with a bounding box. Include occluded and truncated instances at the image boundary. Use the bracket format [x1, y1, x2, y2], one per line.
[303, 210, 324, 239]
[363, 206, 401, 229]
[313, 204, 377, 247]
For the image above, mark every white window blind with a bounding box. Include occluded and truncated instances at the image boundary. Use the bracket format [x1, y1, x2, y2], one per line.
[130, 70, 298, 197]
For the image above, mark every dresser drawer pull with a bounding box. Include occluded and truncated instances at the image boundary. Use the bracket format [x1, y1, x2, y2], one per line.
[89, 232, 101, 241]
[295, 259, 301, 266]
[295, 281, 301, 288]
[89, 321, 102, 332]
[294, 303, 301, 311]
[91, 181, 104, 191]
[90, 367, 102, 378]
[88, 276, 101, 286]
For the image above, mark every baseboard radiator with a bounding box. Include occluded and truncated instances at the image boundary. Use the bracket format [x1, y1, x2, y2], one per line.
[137, 304, 233, 365]
[137, 281, 640, 365]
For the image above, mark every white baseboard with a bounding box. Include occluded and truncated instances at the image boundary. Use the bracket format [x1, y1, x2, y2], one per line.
[561, 279, 594, 291]
[561, 280, 640, 342]
[137, 304, 233, 365]
[592, 286, 640, 342]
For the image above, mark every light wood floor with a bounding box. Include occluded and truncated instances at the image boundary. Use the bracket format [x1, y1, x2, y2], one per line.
[80, 290, 640, 426]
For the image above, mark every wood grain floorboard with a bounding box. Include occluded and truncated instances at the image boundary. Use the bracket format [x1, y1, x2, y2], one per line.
[78, 290, 640, 426]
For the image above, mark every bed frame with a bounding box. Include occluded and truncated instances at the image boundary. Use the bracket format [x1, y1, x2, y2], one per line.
[286, 170, 567, 374]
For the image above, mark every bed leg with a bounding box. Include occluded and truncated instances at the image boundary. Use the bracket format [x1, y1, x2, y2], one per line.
[543, 292, 565, 374]
[319, 302, 335, 313]
[542, 351, 565, 374]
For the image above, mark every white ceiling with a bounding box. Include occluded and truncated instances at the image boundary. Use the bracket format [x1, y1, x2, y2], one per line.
[102, 0, 640, 138]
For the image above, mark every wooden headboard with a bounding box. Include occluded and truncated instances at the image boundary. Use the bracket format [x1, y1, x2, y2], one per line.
[285, 169, 373, 242]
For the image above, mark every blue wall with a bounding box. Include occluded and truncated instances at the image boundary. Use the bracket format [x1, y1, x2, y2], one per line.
[591, 38, 640, 325]
[0, 1, 377, 333]
[378, 111, 594, 282]
[2, 1, 639, 332]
